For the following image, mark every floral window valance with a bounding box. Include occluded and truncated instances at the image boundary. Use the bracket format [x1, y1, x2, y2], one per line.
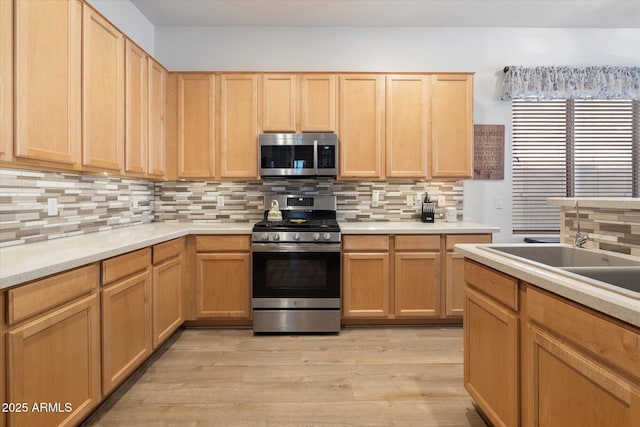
[501, 66, 640, 100]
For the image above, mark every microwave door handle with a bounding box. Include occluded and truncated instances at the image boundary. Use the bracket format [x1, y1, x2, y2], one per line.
[313, 139, 318, 175]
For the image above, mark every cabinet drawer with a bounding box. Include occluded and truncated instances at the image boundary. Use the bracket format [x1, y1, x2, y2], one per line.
[342, 235, 389, 251]
[102, 248, 151, 286]
[446, 234, 492, 251]
[7, 264, 99, 325]
[528, 286, 640, 381]
[153, 238, 185, 264]
[195, 235, 251, 252]
[395, 235, 440, 251]
[464, 260, 518, 311]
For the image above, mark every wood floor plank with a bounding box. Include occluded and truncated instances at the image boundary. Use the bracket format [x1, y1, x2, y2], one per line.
[82, 327, 486, 426]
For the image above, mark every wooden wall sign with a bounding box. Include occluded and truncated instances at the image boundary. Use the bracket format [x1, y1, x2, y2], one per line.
[473, 124, 504, 180]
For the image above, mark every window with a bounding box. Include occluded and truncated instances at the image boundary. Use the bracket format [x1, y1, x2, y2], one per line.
[512, 99, 639, 232]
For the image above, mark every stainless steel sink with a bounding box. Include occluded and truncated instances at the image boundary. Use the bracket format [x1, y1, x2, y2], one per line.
[485, 245, 640, 268]
[560, 266, 640, 293]
[482, 245, 640, 296]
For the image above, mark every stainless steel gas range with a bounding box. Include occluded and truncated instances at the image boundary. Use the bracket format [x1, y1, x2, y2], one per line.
[251, 195, 341, 334]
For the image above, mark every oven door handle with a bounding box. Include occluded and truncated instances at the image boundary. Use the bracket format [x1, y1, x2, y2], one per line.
[252, 243, 340, 253]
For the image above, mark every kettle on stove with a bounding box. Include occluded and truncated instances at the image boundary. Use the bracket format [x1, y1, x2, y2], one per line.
[267, 199, 283, 222]
[421, 193, 435, 223]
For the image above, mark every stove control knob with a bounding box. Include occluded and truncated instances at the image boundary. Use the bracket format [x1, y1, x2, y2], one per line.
[261, 233, 270, 241]
[323, 233, 332, 241]
[272, 233, 280, 241]
[293, 233, 301, 241]
[312, 233, 320, 241]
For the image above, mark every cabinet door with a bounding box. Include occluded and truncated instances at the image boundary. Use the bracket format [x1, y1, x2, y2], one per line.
[6, 294, 101, 427]
[342, 252, 389, 318]
[529, 326, 639, 427]
[386, 75, 429, 178]
[445, 252, 466, 317]
[148, 59, 167, 178]
[0, 0, 13, 163]
[338, 75, 385, 179]
[101, 270, 152, 395]
[261, 74, 296, 132]
[178, 73, 215, 178]
[465, 286, 519, 427]
[219, 74, 259, 179]
[82, 5, 125, 172]
[196, 253, 251, 318]
[14, 0, 81, 166]
[125, 40, 148, 176]
[299, 74, 336, 132]
[431, 74, 473, 179]
[394, 252, 440, 318]
[152, 256, 183, 348]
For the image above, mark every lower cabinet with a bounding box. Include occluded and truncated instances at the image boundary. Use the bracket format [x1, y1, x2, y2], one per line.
[6, 294, 101, 427]
[194, 235, 251, 319]
[152, 238, 185, 348]
[101, 249, 153, 395]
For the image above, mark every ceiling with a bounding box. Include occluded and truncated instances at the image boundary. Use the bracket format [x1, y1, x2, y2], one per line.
[130, 0, 640, 28]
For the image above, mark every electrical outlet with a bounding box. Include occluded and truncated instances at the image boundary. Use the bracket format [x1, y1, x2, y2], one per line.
[47, 198, 58, 216]
[406, 195, 414, 206]
[494, 197, 503, 209]
[371, 190, 380, 208]
[218, 195, 225, 207]
[437, 195, 446, 207]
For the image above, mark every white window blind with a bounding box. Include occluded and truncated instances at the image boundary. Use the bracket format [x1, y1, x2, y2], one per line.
[512, 99, 639, 233]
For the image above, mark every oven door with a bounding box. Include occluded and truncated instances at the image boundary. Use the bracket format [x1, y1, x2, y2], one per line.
[252, 244, 341, 302]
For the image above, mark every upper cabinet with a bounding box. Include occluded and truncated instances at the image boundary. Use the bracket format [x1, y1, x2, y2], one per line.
[338, 74, 385, 179]
[219, 74, 259, 179]
[430, 74, 474, 179]
[14, 0, 82, 167]
[177, 73, 215, 178]
[82, 5, 125, 172]
[260, 74, 337, 133]
[148, 59, 167, 178]
[124, 40, 148, 176]
[385, 75, 430, 179]
[0, 0, 13, 163]
[261, 74, 296, 132]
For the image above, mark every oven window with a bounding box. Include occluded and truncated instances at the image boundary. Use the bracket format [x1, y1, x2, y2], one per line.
[253, 251, 340, 298]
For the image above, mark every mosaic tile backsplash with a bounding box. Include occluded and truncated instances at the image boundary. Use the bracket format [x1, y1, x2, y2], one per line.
[0, 168, 154, 247]
[0, 167, 463, 246]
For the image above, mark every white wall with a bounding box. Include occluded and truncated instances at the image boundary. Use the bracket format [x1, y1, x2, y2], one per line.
[87, 0, 155, 55]
[156, 26, 639, 242]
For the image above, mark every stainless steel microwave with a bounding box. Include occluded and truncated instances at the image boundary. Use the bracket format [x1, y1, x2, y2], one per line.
[259, 133, 338, 178]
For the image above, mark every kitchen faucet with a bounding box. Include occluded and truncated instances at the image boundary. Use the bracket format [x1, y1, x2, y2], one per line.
[573, 200, 589, 247]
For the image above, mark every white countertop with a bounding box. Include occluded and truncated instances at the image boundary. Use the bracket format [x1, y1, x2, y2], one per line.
[455, 243, 640, 327]
[0, 220, 498, 290]
[547, 197, 640, 209]
[339, 221, 499, 234]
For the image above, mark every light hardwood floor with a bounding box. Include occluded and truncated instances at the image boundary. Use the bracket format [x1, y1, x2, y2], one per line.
[82, 327, 487, 427]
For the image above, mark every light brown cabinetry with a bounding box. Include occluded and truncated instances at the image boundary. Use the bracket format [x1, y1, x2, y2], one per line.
[385, 75, 429, 178]
[82, 4, 125, 172]
[526, 287, 640, 427]
[5, 265, 101, 427]
[0, 0, 13, 163]
[464, 260, 520, 427]
[125, 39, 148, 176]
[219, 74, 259, 179]
[394, 235, 441, 318]
[339, 75, 385, 179]
[444, 234, 492, 317]
[13, 0, 82, 167]
[261, 74, 297, 132]
[152, 238, 185, 348]
[177, 73, 215, 178]
[148, 59, 167, 178]
[431, 74, 473, 179]
[101, 249, 152, 395]
[342, 235, 390, 318]
[299, 74, 337, 132]
[194, 235, 252, 319]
